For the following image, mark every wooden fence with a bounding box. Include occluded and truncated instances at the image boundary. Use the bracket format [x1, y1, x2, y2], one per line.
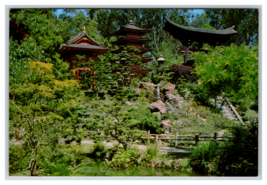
[140, 130, 234, 148]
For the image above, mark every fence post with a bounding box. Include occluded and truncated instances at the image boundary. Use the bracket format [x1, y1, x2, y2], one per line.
[214, 132, 217, 140]
[156, 134, 159, 149]
[195, 134, 199, 146]
[148, 130, 150, 144]
[175, 132, 178, 147]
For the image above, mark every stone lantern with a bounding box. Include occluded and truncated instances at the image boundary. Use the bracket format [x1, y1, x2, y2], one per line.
[157, 55, 165, 67]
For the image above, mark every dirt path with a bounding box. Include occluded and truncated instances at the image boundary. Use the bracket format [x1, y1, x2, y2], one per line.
[81, 139, 191, 154]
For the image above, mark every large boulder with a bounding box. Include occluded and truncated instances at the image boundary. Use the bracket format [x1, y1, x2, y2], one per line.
[134, 88, 141, 94]
[164, 83, 175, 94]
[138, 82, 156, 90]
[148, 100, 167, 114]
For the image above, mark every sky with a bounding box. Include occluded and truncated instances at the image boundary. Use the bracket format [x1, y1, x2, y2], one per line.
[54, 8, 205, 21]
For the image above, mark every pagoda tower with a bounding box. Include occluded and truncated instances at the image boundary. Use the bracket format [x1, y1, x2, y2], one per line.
[112, 20, 152, 77]
[58, 27, 110, 87]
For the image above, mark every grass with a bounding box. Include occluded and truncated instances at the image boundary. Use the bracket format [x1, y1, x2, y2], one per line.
[243, 108, 258, 121]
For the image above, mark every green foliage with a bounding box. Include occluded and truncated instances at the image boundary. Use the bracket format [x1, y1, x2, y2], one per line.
[191, 44, 258, 109]
[205, 9, 258, 45]
[72, 54, 113, 98]
[216, 123, 258, 176]
[38, 145, 83, 176]
[189, 12, 210, 28]
[143, 144, 158, 163]
[107, 147, 142, 169]
[179, 159, 190, 169]
[190, 142, 219, 171]
[9, 61, 84, 175]
[88, 104, 146, 150]
[242, 109, 258, 122]
[128, 104, 161, 129]
[9, 143, 31, 174]
[88, 142, 108, 159]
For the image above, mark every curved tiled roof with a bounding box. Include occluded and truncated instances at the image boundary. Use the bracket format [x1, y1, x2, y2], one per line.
[61, 44, 109, 50]
[164, 17, 237, 35]
[67, 32, 106, 47]
[113, 20, 150, 36]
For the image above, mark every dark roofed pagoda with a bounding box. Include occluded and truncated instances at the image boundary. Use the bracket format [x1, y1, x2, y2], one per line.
[163, 17, 237, 63]
[112, 20, 152, 77]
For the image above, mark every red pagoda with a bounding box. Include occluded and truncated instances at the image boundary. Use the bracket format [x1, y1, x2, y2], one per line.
[58, 27, 110, 87]
[112, 20, 152, 77]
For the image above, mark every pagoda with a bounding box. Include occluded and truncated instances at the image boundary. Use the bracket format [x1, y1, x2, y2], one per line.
[58, 26, 110, 87]
[112, 20, 152, 77]
[163, 17, 238, 63]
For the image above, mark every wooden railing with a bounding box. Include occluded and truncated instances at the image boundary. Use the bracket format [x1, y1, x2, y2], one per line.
[141, 130, 234, 148]
[224, 98, 245, 125]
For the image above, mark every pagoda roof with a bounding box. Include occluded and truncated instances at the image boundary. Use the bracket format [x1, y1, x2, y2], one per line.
[113, 20, 150, 36]
[59, 31, 109, 53]
[164, 17, 237, 46]
[112, 37, 151, 45]
[141, 57, 152, 63]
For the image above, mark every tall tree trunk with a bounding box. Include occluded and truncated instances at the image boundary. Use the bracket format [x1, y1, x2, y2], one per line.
[30, 148, 38, 176]
[30, 159, 37, 176]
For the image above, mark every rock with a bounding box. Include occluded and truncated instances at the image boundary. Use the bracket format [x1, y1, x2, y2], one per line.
[165, 93, 177, 101]
[173, 159, 182, 169]
[161, 120, 172, 133]
[125, 101, 135, 106]
[134, 88, 141, 94]
[153, 112, 162, 121]
[245, 121, 250, 125]
[137, 158, 142, 164]
[172, 120, 183, 127]
[165, 160, 173, 168]
[164, 83, 176, 94]
[217, 130, 226, 137]
[154, 160, 163, 168]
[165, 94, 184, 107]
[138, 82, 156, 90]
[184, 90, 190, 99]
[196, 122, 205, 126]
[148, 100, 167, 114]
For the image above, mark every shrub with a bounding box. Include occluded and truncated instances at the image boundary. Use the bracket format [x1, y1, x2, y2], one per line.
[190, 142, 219, 171]
[216, 123, 258, 176]
[88, 142, 108, 159]
[107, 147, 142, 168]
[169, 64, 193, 83]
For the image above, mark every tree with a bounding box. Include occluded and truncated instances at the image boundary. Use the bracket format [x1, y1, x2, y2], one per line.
[9, 9, 69, 85]
[190, 44, 258, 109]
[205, 9, 259, 45]
[57, 9, 103, 43]
[9, 61, 84, 176]
[189, 12, 210, 28]
[88, 105, 146, 150]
